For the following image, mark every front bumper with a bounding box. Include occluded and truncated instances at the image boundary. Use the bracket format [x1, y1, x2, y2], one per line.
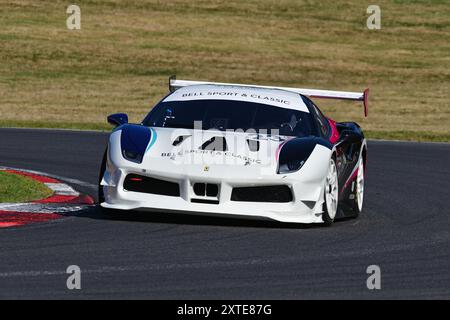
[101, 167, 326, 224]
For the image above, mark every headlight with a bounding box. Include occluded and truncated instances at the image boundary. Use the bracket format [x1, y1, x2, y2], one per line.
[278, 159, 307, 174]
[119, 124, 153, 164]
[122, 150, 143, 163]
[277, 138, 318, 174]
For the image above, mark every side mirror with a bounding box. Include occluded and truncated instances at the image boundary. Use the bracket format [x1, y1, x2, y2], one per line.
[107, 113, 128, 127]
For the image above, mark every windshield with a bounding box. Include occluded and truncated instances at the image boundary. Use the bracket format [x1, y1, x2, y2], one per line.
[143, 99, 318, 137]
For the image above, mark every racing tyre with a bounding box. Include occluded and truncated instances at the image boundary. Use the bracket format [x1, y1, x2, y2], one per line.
[350, 157, 365, 217]
[97, 149, 117, 216]
[98, 149, 122, 217]
[323, 157, 339, 226]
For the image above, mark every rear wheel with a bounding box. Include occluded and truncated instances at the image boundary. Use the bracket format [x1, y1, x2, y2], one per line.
[323, 158, 339, 225]
[350, 157, 365, 216]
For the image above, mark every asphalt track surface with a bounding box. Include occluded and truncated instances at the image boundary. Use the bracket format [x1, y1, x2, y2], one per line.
[0, 128, 449, 299]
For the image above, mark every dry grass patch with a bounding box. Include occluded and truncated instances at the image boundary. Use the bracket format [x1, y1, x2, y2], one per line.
[0, 0, 449, 141]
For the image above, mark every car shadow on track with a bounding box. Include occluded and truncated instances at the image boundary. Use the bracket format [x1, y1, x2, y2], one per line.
[71, 205, 354, 230]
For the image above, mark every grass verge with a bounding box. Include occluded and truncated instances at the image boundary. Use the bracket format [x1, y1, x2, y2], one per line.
[0, 171, 53, 203]
[0, 0, 449, 142]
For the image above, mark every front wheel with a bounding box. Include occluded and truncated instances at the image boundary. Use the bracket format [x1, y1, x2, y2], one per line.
[322, 158, 339, 226]
[97, 149, 121, 217]
[98, 148, 107, 204]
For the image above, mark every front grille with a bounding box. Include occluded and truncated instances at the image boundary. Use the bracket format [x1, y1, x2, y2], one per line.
[193, 183, 219, 197]
[123, 174, 180, 197]
[231, 185, 293, 203]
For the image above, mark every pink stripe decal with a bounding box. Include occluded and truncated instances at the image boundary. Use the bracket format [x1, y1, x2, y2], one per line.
[276, 137, 294, 162]
[341, 166, 359, 195]
[328, 118, 340, 144]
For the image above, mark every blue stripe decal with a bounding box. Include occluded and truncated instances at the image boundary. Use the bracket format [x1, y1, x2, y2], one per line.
[145, 128, 157, 154]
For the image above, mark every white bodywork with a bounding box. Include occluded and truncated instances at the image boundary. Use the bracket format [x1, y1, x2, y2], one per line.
[100, 84, 360, 224]
[101, 128, 332, 223]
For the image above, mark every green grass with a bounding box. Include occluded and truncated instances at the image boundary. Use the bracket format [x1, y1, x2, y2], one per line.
[0, 0, 449, 142]
[365, 130, 450, 142]
[0, 171, 53, 203]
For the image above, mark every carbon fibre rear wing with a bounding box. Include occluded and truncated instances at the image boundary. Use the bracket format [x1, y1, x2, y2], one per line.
[168, 75, 369, 117]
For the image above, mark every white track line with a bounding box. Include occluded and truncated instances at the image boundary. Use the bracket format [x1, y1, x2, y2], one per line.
[44, 183, 79, 196]
[0, 203, 88, 214]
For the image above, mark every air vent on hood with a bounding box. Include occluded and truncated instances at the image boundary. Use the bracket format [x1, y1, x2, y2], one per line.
[200, 136, 228, 151]
[247, 139, 260, 152]
[172, 135, 191, 146]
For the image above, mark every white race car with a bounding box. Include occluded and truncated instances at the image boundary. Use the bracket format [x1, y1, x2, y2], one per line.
[99, 77, 368, 225]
